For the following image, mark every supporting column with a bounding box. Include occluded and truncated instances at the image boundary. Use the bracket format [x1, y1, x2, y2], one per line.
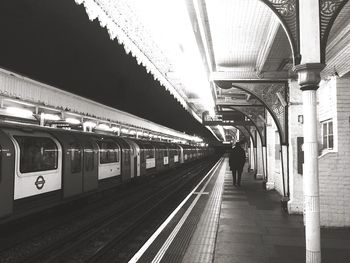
[248, 145, 252, 171]
[256, 135, 264, 180]
[262, 145, 268, 181]
[281, 144, 289, 196]
[253, 146, 257, 175]
[280, 144, 290, 211]
[249, 137, 255, 171]
[294, 63, 325, 263]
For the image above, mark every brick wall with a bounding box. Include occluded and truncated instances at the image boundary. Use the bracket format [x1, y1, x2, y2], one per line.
[318, 77, 350, 226]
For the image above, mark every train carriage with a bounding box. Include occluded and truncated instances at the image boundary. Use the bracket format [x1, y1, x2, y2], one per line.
[168, 143, 181, 168]
[155, 142, 169, 172]
[0, 122, 212, 221]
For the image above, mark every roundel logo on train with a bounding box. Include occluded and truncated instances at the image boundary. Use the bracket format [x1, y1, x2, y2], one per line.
[35, 176, 46, 190]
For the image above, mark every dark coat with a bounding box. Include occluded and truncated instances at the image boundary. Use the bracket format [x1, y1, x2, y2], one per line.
[229, 146, 246, 170]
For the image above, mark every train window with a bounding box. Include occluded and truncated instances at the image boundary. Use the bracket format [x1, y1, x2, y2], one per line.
[98, 141, 119, 164]
[84, 143, 95, 172]
[145, 148, 155, 159]
[69, 142, 81, 173]
[164, 150, 168, 157]
[14, 136, 58, 173]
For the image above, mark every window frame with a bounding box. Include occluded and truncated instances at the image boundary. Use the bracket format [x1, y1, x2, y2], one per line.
[69, 142, 82, 174]
[321, 119, 334, 150]
[12, 135, 60, 176]
[97, 141, 120, 164]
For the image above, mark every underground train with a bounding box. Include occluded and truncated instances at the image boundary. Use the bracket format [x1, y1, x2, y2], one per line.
[0, 122, 212, 220]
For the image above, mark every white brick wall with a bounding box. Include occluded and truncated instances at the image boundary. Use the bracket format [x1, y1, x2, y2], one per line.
[286, 78, 350, 226]
[318, 77, 350, 226]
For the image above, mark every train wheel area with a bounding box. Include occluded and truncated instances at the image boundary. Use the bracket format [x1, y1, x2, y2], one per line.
[0, 155, 220, 262]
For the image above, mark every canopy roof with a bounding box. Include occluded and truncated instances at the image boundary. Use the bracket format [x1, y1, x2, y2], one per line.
[75, 0, 350, 141]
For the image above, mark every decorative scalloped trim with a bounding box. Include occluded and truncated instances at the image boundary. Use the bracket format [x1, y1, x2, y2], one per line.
[74, 0, 190, 111]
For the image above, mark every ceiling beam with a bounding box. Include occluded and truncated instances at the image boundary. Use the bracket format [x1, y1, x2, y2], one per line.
[255, 16, 280, 73]
[211, 71, 289, 82]
[216, 98, 263, 106]
[185, 0, 216, 75]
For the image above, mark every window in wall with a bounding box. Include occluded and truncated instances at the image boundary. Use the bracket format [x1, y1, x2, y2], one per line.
[14, 136, 58, 173]
[322, 120, 334, 150]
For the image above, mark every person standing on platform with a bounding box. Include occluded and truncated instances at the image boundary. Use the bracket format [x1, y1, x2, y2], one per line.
[229, 141, 246, 187]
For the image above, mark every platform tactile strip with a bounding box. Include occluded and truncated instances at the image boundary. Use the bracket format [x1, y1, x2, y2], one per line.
[181, 160, 227, 263]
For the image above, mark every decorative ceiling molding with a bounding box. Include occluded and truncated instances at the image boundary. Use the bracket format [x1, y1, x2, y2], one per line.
[235, 125, 254, 145]
[215, 80, 288, 144]
[260, 0, 300, 65]
[224, 106, 266, 146]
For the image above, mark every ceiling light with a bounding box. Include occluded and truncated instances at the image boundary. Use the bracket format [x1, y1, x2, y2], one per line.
[41, 113, 61, 121]
[111, 126, 120, 132]
[84, 121, 97, 128]
[96, 123, 110, 131]
[65, 118, 81, 125]
[6, 107, 33, 118]
[121, 128, 129, 134]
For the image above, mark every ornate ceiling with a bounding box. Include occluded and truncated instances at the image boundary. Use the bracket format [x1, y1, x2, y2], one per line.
[75, 0, 350, 142]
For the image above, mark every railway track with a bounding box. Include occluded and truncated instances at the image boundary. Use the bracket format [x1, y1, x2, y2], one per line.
[0, 156, 219, 263]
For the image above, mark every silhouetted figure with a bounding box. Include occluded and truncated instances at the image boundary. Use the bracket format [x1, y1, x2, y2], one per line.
[229, 142, 246, 186]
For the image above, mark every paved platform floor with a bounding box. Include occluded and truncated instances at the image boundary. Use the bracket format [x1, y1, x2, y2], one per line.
[184, 157, 350, 263]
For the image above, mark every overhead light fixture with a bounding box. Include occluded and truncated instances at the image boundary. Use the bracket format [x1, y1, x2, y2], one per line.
[41, 113, 60, 121]
[121, 128, 129, 134]
[96, 123, 111, 131]
[192, 136, 203, 143]
[65, 117, 81, 125]
[84, 121, 97, 128]
[111, 126, 120, 132]
[6, 107, 33, 118]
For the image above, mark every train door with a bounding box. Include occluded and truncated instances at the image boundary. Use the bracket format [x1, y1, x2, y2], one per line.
[79, 138, 98, 192]
[178, 145, 184, 163]
[0, 130, 15, 218]
[51, 132, 84, 198]
[132, 143, 141, 177]
[126, 139, 140, 178]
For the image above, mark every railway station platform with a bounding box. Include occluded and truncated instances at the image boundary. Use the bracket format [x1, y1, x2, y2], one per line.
[130, 157, 350, 263]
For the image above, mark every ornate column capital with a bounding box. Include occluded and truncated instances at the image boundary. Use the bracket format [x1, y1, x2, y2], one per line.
[293, 63, 326, 91]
